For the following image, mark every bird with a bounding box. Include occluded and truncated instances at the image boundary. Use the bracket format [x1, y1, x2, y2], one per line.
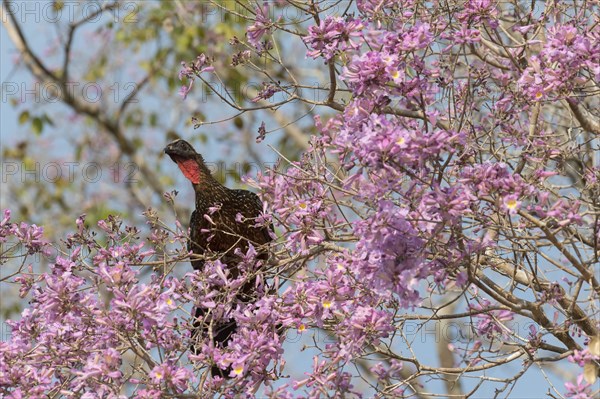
[164, 138, 273, 378]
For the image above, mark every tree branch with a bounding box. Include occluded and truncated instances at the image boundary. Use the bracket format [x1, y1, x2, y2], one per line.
[2, 1, 166, 199]
[565, 98, 600, 135]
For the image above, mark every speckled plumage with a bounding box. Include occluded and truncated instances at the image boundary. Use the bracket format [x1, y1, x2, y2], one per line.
[188, 185, 272, 271]
[164, 139, 272, 378]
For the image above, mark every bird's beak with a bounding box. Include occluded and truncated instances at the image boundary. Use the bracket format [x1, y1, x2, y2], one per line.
[164, 143, 176, 156]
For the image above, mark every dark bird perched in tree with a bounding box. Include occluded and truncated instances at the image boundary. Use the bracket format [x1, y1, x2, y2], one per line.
[164, 139, 272, 378]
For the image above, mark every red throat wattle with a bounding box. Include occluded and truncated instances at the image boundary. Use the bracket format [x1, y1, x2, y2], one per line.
[176, 159, 201, 184]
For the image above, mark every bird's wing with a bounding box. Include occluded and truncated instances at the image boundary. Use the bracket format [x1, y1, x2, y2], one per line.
[231, 189, 273, 245]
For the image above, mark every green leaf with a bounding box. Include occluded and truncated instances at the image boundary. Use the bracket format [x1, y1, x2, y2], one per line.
[234, 117, 244, 129]
[18, 111, 30, 125]
[32, 117, 43, 135]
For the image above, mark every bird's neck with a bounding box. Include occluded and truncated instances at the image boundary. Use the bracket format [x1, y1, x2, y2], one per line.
[193, 173, 228, 208]
[175, 156, 215, 185]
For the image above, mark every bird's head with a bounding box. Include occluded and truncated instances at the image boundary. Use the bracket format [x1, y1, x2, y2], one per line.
[164, 139, 207, 185]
